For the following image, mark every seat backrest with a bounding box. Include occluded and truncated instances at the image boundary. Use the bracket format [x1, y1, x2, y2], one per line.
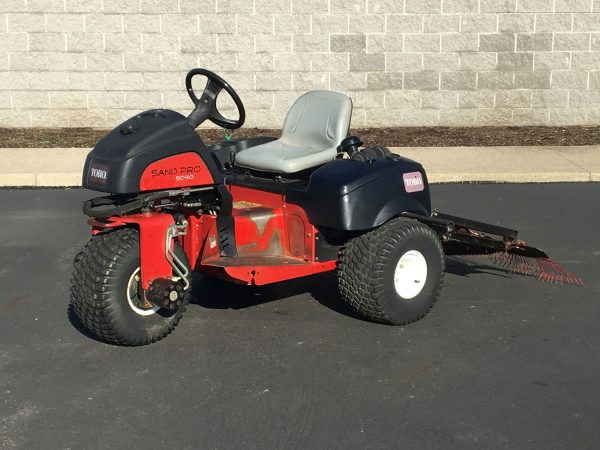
[278, 91, 353, 150]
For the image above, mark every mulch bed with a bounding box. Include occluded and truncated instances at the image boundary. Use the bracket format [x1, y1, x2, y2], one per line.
[1, 126, 600, 148]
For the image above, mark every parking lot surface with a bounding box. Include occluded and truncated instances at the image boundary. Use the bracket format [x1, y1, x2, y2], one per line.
[1, 184, 598, 449]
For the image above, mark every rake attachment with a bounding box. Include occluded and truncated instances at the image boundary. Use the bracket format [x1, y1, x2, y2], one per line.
[420, 211, 583, 286]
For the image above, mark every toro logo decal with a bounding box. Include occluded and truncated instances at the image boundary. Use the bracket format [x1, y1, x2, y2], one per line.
[403, 171, 424, 193]
[88, 162, 109, 185]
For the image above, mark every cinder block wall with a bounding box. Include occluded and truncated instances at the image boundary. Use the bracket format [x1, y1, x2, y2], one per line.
[1, 0, 599, 128]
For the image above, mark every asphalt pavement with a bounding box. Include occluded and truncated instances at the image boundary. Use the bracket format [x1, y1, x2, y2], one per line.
[0, 185, 599, 449]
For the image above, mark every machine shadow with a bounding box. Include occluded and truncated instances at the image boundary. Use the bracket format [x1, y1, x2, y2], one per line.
[190, 272, 361, 319]
[444, 256, 513, 279]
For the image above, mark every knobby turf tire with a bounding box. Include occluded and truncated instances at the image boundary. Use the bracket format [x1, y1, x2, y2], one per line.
[70, 227, 191, 346]
[337, 218, 445, 325]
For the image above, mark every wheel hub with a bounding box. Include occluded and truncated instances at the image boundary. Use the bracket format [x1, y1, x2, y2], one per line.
[393, 250, 428, 299]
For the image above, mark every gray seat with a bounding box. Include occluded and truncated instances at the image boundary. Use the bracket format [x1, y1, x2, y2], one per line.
[235, 90, 353, 174]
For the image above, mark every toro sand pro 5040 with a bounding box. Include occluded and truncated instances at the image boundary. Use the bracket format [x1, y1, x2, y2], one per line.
[71, 69, 582, 346]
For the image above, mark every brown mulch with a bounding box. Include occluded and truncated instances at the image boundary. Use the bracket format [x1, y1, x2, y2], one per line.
[1, 126, 600, 148]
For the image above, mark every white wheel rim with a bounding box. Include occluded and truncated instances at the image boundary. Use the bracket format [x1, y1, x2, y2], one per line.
[127, 268, 159, 316]
[393, 250, 428, 299]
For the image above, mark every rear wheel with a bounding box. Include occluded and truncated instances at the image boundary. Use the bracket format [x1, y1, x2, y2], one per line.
[337, 218, 445, 325]
[70, 227, 191, 346]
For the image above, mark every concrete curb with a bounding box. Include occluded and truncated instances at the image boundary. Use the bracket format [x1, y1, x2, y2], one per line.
[0, 146, 599, 187]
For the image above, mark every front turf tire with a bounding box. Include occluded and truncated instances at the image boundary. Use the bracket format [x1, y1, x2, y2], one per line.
[70, 227, 191, 346]
[337, 218, 445, 325]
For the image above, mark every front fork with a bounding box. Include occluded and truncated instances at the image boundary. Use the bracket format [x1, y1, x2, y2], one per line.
[90, 213, 189, 290]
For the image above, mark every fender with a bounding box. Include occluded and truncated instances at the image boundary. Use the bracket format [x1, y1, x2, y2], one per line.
[90, 213, 175, 289]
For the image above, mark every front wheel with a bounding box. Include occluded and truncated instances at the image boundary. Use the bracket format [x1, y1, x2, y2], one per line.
[337, 218, 445, 325]
[70, 227, 191, 346]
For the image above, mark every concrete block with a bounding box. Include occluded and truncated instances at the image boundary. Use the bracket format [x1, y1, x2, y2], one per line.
[366, 0, 405, 13]
[386, 53, 423, 71]
[141, 0, 178, 13]
[517, 33, 552, 51]
[237, 14, 274, 34]
[123, 14, 160, 33]
[256, 0, 292, 13]
[143, 71, 182, 90]
[531, 89, 568, 107]
[293, 35, 329, 52]
[86, 53, 125, 71]
[477, 71, 514, 89]
[571, 51, 600, 69]
[512, 108, 549, 124]
[182, 33, 217, 53]
[367, 34, 404, 52]
[293, 72, 329, 90]
[88, 91, 125, 109]
[350, 52, 385, 71]
[0, 33, 27, 52]
[85, 14, 123, 33]
[439, 108, 477, 125]
[349, 90, 385, 109]
[389, 14, 425, 33]
[442, 0, 478, 13]
[499, 14, 535, 32]
[480, 0, 516, 12]
[459, 52, 497, 71]
[124, 53, 162, 72]
[425, 15, 461, 33]
[405, 0, 441, 13]
[587, 107, 600, 124]
[554, 33, 591, 51]
[66, 33, 104, 53]
[349, 14, 385, 33]
[441, 33, 479, 51]
[459, 90, 495, 108]
[105, 33, 142, 53]
[551, 70, 588, 89]
[106, 72, 144, 91]
[29, 71, 68, 90]
[160, 53, 199, 72]
[64, 0, 103, 12]
[293, 0, 329, 13]
[548, 108, 587, 125]
[400, 108, 439, 126]
[331, 72, 366, 90]
[480, 33, 515, 52]
[46, 14, 85, 32]
[312, 14, 349, 34]
[590, 71, 600, 89]
[422, 90, 458, 108]
[367, 72, 403, 89]
[555, 0, 593, 12]
[534, 51, 570, 70]
[423, 52, 459, 70]
[256, 34, 292, 53]
[495, 90, 532, 107]
[143, 33, 179, 53]
[595, 0, 600, 11]
[535, 13, 572, 32]
[275, 14, 311, 34]
[12, 90, 49, 109]
[161, 14, 199, 33]
[330, 0, 365, 13]
[514, 71, 551, 88]
[237, 54, 273, 71]
[104, 0, 143, 13]
[476, 108, 512, 124]
[125, 91, 163, 109]
[441, 71, 477, 90]
[0, 0, 26, 12]
[364, 108, 402, 126]
[273, 52, 311, 72]
[198, 52, 237, 71]
[385, 90, 421, 108]
[516, 0, 553, 12]
[404, 71, 440, 90]
[26, 0, 63, 12]
[68, 72, 107, 91]
[238, 91, 273, 109]
[593, 33, 600, 50]
[460, 14, 498, 33]
[7, 13, 45, 32]
[573, 13, 600, 31]
[30, 110, 75, 128]
[404, 34, 440, 52]
[0, 110, 31, 126]
[498, 52, 533, 71]
[331, 34, 366, 52]
[256, 72, 292, 90]
[218, 35, 253, 53]
[311, 53, 348, 72]
[50, 91, 88, 109]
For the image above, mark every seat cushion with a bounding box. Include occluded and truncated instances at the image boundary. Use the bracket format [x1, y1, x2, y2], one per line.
[235, 90, 352, 174]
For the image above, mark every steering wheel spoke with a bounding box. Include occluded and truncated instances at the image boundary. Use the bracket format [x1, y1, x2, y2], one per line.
[185, 68, 245, 130]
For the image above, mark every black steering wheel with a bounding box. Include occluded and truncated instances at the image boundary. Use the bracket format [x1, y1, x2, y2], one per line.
[185, 68, 246, 130]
